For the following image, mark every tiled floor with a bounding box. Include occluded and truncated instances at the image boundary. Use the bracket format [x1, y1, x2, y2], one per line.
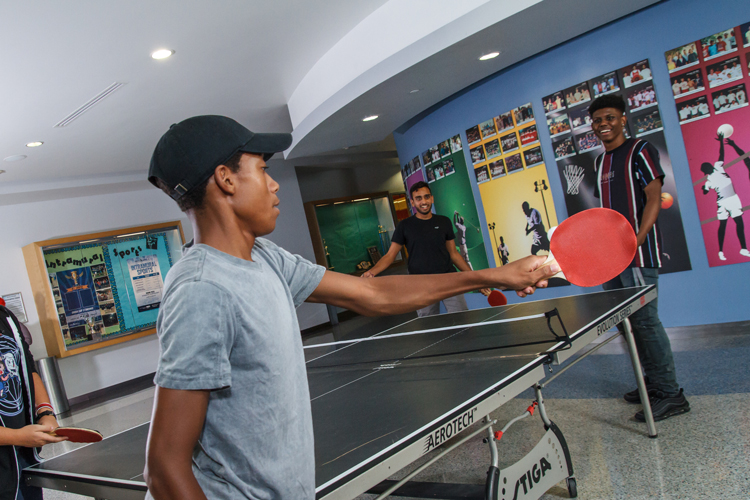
[39, 316, 750, 500]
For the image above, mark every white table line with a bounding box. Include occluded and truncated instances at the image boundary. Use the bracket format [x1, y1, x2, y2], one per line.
[303, 313, 545, 349]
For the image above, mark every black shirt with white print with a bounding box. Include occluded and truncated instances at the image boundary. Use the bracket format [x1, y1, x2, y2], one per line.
[0, 306, 38, 499]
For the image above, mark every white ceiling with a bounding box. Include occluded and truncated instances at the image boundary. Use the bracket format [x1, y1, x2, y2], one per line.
[0, 0, 659, 203]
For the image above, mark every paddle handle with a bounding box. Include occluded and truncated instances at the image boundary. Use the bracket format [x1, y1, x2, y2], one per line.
[540, 252, 566, 281]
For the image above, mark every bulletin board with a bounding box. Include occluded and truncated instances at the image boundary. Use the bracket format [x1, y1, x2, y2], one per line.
[22, 221, 184, 357]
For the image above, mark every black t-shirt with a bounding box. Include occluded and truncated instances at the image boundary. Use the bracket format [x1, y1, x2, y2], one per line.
[392, 214, 456, 274]
[0, 308, 34, 432]
[0, 307, 38, 495]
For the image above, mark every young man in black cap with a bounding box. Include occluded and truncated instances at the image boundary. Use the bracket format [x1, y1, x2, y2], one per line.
[589, 94, 689, 422]
[144, 115, 558, 499]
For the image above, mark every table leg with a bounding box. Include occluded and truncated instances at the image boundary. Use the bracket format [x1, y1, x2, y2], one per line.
[533, 385, 552, 428]
[621, 318, 658, 438]
[484, 416, 500, 499]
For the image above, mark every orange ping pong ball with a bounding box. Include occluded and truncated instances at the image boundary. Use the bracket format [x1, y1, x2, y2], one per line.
[661, 192, 673, 209]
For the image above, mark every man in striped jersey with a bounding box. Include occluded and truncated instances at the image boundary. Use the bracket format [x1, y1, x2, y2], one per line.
[589, 94, 689, 422]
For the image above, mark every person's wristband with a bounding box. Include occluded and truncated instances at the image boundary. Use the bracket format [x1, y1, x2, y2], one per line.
[35, 403, 54, 415]
[36, 410, 55, 420]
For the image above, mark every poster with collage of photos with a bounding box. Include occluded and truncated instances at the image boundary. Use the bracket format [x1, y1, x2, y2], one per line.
[466, 104, 562, 271]
[665, 22, 750, 268]
[543, 59, 691, 274]
[420, 135, 462, 184]
[466, 102, 544, 185]
[400, 155, 422, 184]
[400, 155, 425, 212]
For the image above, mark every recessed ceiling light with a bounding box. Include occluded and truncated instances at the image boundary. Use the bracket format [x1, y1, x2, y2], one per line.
[26, 141, 43, 148]
[479, 52, 500, 61]
[362, 115, 379, 122]
[151, 49, 174, 60]
[409, 89, 420, 94]
[4, 155, 27, 162]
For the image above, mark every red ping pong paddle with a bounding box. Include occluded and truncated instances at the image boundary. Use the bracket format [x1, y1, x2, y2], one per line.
[542, 208, 636, 287]
[51, 426, 103, 443]
[487, 290, 507, 307]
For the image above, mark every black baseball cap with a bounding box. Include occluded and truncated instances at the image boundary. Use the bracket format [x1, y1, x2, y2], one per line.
[148, 115, 292, 200]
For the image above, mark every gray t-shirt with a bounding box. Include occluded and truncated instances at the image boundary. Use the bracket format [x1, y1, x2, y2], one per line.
[152, 238, 325, 499]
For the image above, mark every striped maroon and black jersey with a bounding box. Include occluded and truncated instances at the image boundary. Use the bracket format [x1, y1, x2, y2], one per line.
[594, 138, 665, 268]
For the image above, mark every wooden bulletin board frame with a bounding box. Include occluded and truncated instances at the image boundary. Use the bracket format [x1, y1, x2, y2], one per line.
[22, 221, 184, 358]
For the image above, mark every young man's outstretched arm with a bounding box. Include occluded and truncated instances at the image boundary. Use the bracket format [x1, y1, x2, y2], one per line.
[308, 254, 557, 315]
[445, 239, 491, 295]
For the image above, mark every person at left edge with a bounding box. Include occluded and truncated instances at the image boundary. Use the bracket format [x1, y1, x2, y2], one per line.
[0, 304, 66, 500]
[144, 116, 559, 500]
[362, 181, 490, 317]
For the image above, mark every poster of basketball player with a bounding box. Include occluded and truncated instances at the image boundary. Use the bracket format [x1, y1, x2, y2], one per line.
[543, 59, 692, 274]
[467, 103, 563, 282]
[665, 22, 750, 267]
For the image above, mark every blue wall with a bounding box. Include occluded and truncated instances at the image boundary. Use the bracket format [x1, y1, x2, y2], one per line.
[393, 0, 750, 327]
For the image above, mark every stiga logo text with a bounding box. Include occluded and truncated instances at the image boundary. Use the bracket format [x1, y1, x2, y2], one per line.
[423, 408, 476, 453]
[596, 306, 632, 335]
[509, 457, 553, 500]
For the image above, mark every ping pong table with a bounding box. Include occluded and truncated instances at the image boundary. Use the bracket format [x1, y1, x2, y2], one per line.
[24, 286, 658, 500]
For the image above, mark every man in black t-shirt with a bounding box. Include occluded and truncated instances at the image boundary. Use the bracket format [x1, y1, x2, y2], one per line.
[364, 182, 489, 316]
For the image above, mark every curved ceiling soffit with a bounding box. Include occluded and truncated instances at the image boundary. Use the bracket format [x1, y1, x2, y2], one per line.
[285, 0, 542, 158]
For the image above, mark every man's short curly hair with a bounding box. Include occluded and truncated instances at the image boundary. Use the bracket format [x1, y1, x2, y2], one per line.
[409, 181, 431, 199]
[588, 94, 626, 116]
[154, 152, 244, 212]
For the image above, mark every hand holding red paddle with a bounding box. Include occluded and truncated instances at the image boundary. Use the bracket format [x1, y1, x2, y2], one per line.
[50, 426, 103, 443]
[541, 208, 636, 287]
[487, 208, 636, 305]
[13, 425, 69, 447]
